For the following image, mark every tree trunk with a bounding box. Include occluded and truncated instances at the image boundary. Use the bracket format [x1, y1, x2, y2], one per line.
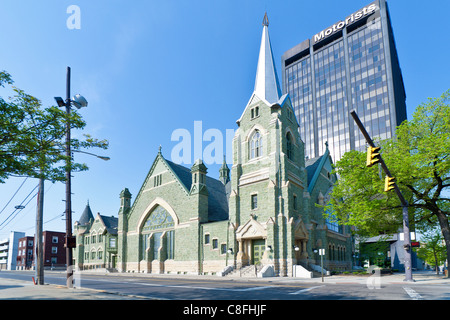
[433, 250, 439, 274]
[436, 210, 450, 278]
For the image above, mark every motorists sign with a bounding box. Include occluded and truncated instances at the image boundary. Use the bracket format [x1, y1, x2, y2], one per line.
[411, 241, 420, 248]
[319, 249, 325, 256]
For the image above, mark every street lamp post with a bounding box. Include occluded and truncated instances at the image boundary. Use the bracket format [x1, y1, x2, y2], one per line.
[64, 67, 74, 289]
[55, 66, 88, 288]
[73, 150, 110, 162]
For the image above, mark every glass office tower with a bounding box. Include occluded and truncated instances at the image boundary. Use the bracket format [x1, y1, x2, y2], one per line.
[281, 0, 406, 162]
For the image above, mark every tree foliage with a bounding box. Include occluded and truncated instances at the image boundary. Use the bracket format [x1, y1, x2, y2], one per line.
[415, 229, 447, 274]
[325, 89, 450, 274]
[0, 70, 108, 183]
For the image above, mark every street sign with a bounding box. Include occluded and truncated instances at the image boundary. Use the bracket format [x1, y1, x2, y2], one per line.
[319, 249, 325, 256]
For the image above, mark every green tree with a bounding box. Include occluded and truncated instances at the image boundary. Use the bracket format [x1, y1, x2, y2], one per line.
[0, 70, 108, 183]
[416, 229, 446, 274]
[325, 89, 450, 276]
[359, 239, 391, 268]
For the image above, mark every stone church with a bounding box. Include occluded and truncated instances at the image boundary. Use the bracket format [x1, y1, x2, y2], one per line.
[84, 14, 353, 277]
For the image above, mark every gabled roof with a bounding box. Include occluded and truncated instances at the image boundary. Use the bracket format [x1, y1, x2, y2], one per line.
[130, 149, 229, 223]
[97, 214, 118, 235]
[306, 143, 334, 193]
[165, 159, 229, 222]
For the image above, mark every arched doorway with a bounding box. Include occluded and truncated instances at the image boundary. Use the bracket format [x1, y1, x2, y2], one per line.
[293, 218, 309, 265]
[235, 217, 268, 267]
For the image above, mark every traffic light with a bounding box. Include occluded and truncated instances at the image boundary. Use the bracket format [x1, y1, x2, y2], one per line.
[384, 176, 396, 192]
[366, 146, 381, 167]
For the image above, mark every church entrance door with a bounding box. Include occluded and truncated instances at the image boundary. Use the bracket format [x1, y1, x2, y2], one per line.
[252, 239, 265, 265]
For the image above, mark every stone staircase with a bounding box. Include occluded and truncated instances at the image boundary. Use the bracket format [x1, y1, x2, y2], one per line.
[225, 264, 263, 278]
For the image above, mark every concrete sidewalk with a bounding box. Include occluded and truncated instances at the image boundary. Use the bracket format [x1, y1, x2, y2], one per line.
[0, 277, 147, 300]
[0, 270, 448, 300]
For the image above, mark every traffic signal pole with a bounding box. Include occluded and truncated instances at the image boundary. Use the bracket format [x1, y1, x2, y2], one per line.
[350, 110, 413, 282]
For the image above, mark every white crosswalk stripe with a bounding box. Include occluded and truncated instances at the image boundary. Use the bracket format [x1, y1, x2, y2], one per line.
[403, 287, 423, 300]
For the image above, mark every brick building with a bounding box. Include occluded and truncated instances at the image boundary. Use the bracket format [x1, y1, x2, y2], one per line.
[16, 236, 34, 270]
[41, 231, 66, 269]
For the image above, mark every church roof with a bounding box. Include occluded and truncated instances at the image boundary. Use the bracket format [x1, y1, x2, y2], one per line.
[97, 214, 118, 235]
[164, 159, 229, 222]
[253, 13, 282, 105]
[305, 143, 334, 193]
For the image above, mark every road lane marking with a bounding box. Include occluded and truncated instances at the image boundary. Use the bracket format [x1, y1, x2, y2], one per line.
[71, 276, 274, 292]
[403, 287, 423, 300]
[289, 285, 325, 295]
[134, 281, 274, 292]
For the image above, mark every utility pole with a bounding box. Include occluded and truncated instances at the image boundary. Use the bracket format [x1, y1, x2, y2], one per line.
[54, 67, 90, 288]
[35, 174, 44, 285]
[350, 110, 413, 282]
[55, 67, 89, 288]
[65, 67, 75, 288]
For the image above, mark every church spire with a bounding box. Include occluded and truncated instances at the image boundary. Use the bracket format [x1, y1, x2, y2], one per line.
[253, 12, 282, 104]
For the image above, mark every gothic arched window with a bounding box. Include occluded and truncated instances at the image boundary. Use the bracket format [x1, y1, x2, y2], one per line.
[140, 205, 175, 261]
[286, 132, 293, 160]
[250, 130, 263, 159]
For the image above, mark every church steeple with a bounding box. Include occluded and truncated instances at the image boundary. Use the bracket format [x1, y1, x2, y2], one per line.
[253, 12, 282, 104]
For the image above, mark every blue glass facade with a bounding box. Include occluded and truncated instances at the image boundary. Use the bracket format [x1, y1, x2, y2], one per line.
[282, 0, 406, 162]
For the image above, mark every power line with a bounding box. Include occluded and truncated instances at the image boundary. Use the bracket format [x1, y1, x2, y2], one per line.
[0, 184, 39, 230]
[3, 182, 59, 233]
[0, 177, 28, 215]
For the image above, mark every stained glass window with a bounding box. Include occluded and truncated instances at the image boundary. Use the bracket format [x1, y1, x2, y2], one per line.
[140, 206, 175, 261]
[142, 205, 174, 232]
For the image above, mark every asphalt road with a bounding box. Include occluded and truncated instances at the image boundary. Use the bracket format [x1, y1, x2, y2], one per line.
[1, 270, 450, 301]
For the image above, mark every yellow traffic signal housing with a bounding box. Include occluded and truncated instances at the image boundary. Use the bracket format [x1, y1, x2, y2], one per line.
[366, 146, 381, 167]
[384, 176, 396, 192]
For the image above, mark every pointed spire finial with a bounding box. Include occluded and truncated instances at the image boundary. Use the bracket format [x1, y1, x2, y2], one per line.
[262, 12, 269, 27]
[158, 145, 162, 154]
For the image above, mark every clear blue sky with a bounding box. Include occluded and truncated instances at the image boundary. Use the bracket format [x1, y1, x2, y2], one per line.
[0, 0, 449, 238]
